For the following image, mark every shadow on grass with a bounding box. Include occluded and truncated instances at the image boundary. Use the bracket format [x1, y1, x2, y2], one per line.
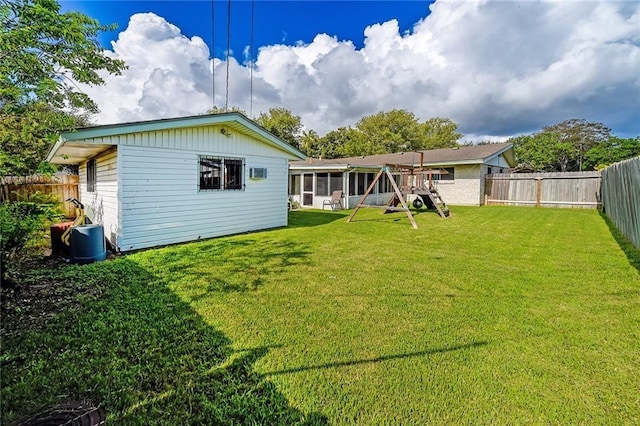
[599, 211, 640, 273]
[287, 209, 348, 228]
[264, 341, 487, 377]
[136, 237, 311, 296]
[1, 258, 327, 425]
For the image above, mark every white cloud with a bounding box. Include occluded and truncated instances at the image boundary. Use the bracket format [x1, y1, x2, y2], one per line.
[81, 1, 640, 139]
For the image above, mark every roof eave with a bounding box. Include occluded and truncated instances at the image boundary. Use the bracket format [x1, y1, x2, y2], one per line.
[45, 137, 66, 163]
[52, 113, 306, 163]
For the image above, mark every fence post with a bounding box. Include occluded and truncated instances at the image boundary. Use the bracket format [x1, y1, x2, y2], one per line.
[535, 177, 542, 207]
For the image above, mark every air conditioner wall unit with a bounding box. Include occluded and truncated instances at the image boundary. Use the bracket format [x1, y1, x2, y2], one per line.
[250, 167, 267, 179]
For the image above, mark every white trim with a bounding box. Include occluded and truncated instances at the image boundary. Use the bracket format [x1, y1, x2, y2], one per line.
[49, 112, 305, 164]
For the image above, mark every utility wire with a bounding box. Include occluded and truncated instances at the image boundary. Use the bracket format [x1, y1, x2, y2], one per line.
[250, 0, 254, 118]
[211, 0, 215, 110]
[225, 0, 231, 111]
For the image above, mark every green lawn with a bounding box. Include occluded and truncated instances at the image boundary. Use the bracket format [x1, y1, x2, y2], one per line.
[2, 206, 639, 424]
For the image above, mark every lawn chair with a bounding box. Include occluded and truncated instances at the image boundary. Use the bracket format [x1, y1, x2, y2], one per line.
[323, 190, 344, 210]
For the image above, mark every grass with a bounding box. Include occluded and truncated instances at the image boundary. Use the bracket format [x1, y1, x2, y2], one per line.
[2, 206, 639, 424]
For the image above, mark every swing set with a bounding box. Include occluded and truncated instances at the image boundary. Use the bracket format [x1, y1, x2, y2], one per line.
[346, 159, 450, 229]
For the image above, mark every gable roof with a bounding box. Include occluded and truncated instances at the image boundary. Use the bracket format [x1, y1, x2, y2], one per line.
[290, 143, 514, 170]
[47, 112, 306, 164]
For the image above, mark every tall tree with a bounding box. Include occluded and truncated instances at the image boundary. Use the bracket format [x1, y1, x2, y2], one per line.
[257, 107, 303, 149]
[298, 129, 321, 157]
[0, 0, 126, 175]
[512, 119, 614, 172]
[420, 117, 462, 149]
[354, 109, 422, 155]
[320, 127, 363, 158]
[584, 136, 640, 170]
[0, 103, 88, 176]
[541, 119, 611, 171]
[511, 133, 575, 171]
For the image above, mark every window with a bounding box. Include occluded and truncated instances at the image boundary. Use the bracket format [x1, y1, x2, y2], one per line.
[434, 167, 455, 181]
[357, 173, 366, 195]
[199, 156, 244, 191]
[303, 174, 313, 192]
[348, 173, 356, 196]
[200, 156, 222, 190]
[289, 174, 301, 195]
[87, 158, 96, 192]
[366, 173, 377, 194]
[330, 172, 342, 191]
[380, 174, 395, 193]
[316, 173, 329, 196]
[224, 158, 244, 190]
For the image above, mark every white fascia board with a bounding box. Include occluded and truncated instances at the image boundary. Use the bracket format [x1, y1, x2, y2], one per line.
[422, 159, 484, 167]
[473, 144, 514, 167]
[60, 114, 237, 140]
[289, 163, 386, 171]
[289, 164, 350, 171]
[45, 137, 66, 162]
[236, 117, 306, 159]
[60, 113, 306, 160]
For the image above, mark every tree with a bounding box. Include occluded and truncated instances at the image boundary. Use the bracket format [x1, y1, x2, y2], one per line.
[511, 133, 575, 171]
[320, 127, 362, 158]
[354, 109, 423, 155]
[0, 0, 126, 175]
[420, 117, 462, 149]
[541, 119, 611, 171]
[205, 105, 247, 115]
[584, 136, 640, 170]
[345, 111, 463, 156]
[1, 0, 126, 111]
[0, 103, 90, 175]
[298, 129, 321, 157]
[257, 107, 303, 149]
[512, 119, 613, 172]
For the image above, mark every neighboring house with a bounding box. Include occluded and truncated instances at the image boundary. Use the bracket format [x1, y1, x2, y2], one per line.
[47, 112, 306, 252]
[289, 143, 515, 208]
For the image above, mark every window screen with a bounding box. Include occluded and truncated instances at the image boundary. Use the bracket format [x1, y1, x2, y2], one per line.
[87, 158, 96, 193]
[289, 174, 301, 195]
[199, 156, 244, 191]
[316, 173, 329, 196]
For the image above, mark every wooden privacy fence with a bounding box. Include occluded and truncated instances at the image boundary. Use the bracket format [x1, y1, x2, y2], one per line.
[485, 171, 601, 209]
[601, 156, 640, 248]
[1, 175, 79, 218]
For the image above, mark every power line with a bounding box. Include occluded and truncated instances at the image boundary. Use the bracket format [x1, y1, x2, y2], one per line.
[225, 0, 231, 111]
[211, 0, 215, 110]
[250, 0, 254, 118]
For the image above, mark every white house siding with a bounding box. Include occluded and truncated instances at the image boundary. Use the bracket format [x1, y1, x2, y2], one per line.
[434, 164, 483, 206]
[116, 127, 292, 251]
[79, 147, 120, 247]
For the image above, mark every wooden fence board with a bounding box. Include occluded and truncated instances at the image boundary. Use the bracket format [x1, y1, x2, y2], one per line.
[1, 175, 80, 218]
[601, 156, 640, 248]
[485, 171, 601, 209]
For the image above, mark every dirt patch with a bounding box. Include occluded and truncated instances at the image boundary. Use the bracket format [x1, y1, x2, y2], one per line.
[1, 256, 105, 339]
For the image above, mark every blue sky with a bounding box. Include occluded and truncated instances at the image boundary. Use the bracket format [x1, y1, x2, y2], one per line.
[62, 1, 433, 62]
[59, 1, 640, 139]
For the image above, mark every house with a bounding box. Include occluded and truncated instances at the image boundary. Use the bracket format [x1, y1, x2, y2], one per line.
[46, 112, 306, 252]
[288, 143, 514, 208]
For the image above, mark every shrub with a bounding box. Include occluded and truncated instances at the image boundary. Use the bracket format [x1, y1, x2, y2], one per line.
[0, 192, 63, 286]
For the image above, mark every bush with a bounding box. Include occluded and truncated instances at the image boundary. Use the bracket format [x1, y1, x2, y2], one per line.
[0, 192, 63, 286]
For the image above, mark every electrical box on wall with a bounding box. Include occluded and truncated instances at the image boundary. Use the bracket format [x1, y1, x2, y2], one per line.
[250, 167, 267, 179]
